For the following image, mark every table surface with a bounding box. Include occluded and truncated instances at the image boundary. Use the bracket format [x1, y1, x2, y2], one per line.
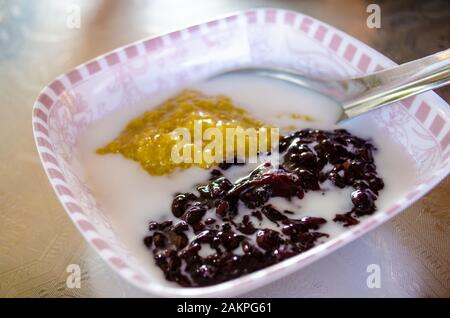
[0, 0, 449, 297]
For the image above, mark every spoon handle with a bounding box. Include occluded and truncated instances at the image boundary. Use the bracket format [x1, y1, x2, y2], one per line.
[341, 49, 450, 118]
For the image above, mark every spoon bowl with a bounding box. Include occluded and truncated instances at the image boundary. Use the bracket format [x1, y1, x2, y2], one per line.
[210, 49, 450, 123]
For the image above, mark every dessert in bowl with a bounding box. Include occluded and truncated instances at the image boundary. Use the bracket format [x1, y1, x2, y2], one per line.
[33, 9, 450, 296]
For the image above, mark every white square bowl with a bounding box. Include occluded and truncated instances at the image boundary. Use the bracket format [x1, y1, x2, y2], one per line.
[32, 8, 450, 297]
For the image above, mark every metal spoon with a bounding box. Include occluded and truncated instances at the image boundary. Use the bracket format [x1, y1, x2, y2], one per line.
[210, 49, 450, 122]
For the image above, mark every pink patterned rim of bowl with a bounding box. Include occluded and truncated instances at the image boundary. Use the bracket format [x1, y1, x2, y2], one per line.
[32, 8, 450, 297]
